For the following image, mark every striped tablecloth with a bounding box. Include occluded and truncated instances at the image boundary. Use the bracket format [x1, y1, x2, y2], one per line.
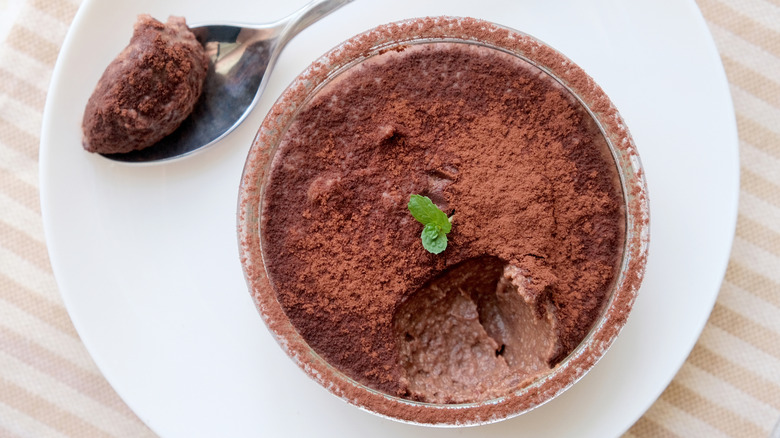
[1, 0, 778, 436]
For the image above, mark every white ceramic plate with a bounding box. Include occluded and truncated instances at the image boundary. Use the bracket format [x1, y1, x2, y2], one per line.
[40, 0, 738, 437]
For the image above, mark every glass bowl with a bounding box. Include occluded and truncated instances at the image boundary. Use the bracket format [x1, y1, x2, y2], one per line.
[237, 16, 649, 426]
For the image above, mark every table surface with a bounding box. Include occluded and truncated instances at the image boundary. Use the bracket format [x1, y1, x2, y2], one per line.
[1, 0, 779, 437]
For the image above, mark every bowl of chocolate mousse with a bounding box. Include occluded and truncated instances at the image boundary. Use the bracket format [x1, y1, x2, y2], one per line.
[238, 16, 649, 426]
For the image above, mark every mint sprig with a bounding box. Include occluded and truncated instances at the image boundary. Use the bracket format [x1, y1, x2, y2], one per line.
[408, 194, 452, 254]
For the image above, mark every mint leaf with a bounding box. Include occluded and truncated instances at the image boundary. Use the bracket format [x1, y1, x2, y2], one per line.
[421, 224, 447, 254]
[408, 194, 452, 254]
[408, 194, 451, 233]
[422, 223, 441, 240]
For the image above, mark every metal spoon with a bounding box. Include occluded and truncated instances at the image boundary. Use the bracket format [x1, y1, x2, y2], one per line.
[101, 0, 353, 163]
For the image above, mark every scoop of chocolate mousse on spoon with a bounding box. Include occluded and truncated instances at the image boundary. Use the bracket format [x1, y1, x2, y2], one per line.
[89, 0, 352, 164]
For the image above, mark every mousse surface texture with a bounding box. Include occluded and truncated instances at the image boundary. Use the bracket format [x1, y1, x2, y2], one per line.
[81, 15, 209, 154]
[261, 42, 624, 404]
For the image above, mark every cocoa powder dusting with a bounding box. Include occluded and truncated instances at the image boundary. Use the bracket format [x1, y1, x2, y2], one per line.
[261, 42, 624, 401]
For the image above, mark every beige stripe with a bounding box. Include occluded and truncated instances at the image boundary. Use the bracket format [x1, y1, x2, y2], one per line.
[0, 68, 47, 111]
[709, 19, 780, 78]
[737, 114, 780, 160]
[4, 26, 61, 67]
[0, 401, 68, 438]
[720, 279, 780, 335]
[0, 287, 103, 372]
[0, 273, 77, 338]
[0, 325, 136, 417]
[641, 398, 732, 438]
[742, 146, 780, 197]
[3, 106, 44, 148]
[688, 343, 780, 409]
[699, 0, 780, 58]
[16, 6, 74, 51]
[675, 363, 779, 430]
[715, 0, 780, 30]
[722, 55, 780, 108]
[0, 150, 38, 191]
[0, 117, 39, 160]
[0, 202, 45, 255]
[28, 0, 80, 24]
[660, 381, 767, 437]
[741, 188, 780, 242]
[710, 303, 780, 360]
[736, 214, 780, 257]
[0, 351, 155, 438]
[699, 324, 780, 387]
[732, 87, 780, 147]
[0, 45, 56, 92]
[626, 416, 682, 438]
[742, 169, 780, 209]
[0, 166, 40, 214]
[726, 261, 780, 309]
[0, 423, 25, 438]
[0, 377, 113, 438]
[0, 221, 49, 272]
[0, 249, 59, 304]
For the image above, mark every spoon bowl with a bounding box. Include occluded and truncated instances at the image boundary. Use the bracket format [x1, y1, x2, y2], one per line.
[101, 0, 352, 163]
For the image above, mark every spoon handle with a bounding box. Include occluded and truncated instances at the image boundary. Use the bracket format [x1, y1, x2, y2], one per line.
[278, 0, 354, 48]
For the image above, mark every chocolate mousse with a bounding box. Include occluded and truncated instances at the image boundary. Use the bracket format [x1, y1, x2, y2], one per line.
[82, 15, 209, 154]
[260, 41, 626, 404]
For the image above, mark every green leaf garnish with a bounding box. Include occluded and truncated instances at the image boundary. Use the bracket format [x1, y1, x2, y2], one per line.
[421, 223, 447, 254]
[408, 194, 452, 254]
